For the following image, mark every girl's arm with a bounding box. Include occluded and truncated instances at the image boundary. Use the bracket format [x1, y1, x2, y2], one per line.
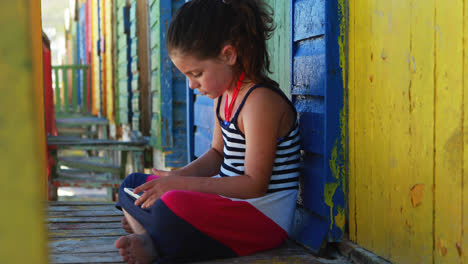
[134, 89, 289, 208]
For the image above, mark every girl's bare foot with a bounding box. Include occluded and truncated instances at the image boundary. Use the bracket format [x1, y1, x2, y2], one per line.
[115, 234, 158, 264]
[121, 217, 133, 233]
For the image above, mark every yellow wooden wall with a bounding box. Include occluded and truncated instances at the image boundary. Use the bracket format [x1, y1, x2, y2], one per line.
[91, 0, 101, 115]
[0, 1, 48, 263]
[105, 0, 115, 125]
[349, 0, 467, 263]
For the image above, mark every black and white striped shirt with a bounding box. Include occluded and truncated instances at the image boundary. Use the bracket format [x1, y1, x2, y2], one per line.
[217, 85, 301, 193]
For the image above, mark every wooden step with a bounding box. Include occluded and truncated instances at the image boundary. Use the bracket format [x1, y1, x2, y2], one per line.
[57, 127, 98, 137]
[55, 117, 109, 127]
[52, 177, 122, 189]
[58, 156, 121, 174]
[56, 169, 114, 180]
[48, 136, 149, 151]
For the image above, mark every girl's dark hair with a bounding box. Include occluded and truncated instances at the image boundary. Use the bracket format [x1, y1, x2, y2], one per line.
[167, 0, 278, 88]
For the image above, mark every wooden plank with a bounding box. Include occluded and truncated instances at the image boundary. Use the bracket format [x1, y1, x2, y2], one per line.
[352, 0, 374, 251]
[347, 0, 356, 242]
[52, 178, 122, 189]
[351, 0, 437, 262]
[48, 201, 115, 206]
[265, 0, 290, 95]
[48, 136, 148, 147]
[48, 216, 122, 223]
[48, 222, 122, 230]
[368, 0, 392, 257]
[57, 169, 113, 179]
[49, 236, 121, 254]
[58, 157, 121, 174]
[434, 0, 464, 262]
[0, 1, 48, 263]
[56, 127, 97, 137]
[464, 0, 468, 261]
[137, 0, 151, 136]
[194, 240, 328, 264]
[50, 252, 124, 264]
[405, 0, 434, 262]
[55, 117, 109, 126]
[48, 210, 122, 218]
[293, 0, 325, 41]
[48, 205, 119, 212]
[49, 228, 126, 238]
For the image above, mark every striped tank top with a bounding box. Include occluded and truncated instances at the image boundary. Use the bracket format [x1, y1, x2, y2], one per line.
[216, 84, 301, 193]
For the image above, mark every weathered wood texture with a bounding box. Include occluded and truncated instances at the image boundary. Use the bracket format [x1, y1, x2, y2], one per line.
[47, 202, 124, 264]
[290, 0, 346, 251]
[137, 0, 151, 136]
[349, 0, 466, 262]
[149, 0, 188, 169]
[91, 0, 101, 116]
[47, 202, 340, 264]
[265, 0, 290, 96]
[105, 0, 115, 126]
[114, 0, 129, 125]
[0, 1, 48, 263]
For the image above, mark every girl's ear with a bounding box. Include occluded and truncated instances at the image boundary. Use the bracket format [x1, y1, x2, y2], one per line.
[220, 45, 237, 66]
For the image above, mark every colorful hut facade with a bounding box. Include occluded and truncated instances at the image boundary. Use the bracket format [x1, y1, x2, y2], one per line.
[50, 0, 468, 263]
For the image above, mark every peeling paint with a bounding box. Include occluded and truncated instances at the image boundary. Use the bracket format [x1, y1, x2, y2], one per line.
[334, 207, 345, 231]
[324, 181, 339, 229]
[410, 184, 425, 207]
[338, 0, 347, 91]
[456, 241, 462, 256]
[437, 238, 448, 256]
[324, 0, 348, 236]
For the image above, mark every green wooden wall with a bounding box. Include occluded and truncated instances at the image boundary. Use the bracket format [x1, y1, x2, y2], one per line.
[265, 0, 291, 96]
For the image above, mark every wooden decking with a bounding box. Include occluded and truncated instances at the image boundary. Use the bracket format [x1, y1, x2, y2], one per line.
[47, 202, 345, 264]
[48, 202, 125, 263]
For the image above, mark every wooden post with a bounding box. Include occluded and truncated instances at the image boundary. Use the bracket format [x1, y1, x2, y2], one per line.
[0, 0, 48, 263]
[137, 0, 150, 136]
[63, 67, 69, 113]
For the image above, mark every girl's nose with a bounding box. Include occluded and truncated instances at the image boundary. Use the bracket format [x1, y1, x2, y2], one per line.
[188, 79, 199, 90]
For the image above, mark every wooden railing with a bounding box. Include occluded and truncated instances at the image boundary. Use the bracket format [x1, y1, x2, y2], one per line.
[52, 65, 90, 117]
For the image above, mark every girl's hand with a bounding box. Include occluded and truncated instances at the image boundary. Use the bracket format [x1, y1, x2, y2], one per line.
[151, 168, 171, 177]
[133, 176, 178, 209]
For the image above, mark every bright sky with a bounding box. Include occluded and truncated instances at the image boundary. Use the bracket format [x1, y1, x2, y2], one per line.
[41, 0, 73, 65]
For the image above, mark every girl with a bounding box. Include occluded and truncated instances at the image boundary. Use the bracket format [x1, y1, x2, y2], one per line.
[114, 0, 301, 263]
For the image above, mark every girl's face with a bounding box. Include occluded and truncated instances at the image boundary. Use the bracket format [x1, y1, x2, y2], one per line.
[169, 47, 237, 99]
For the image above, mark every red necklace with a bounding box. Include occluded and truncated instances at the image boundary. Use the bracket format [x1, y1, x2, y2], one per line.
[224, 72, 245, 123]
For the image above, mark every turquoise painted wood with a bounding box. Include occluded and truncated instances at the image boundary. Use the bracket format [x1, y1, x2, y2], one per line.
[114, 2, 130, 125]
[265, 0, 291, 96]
[290, 0, 346, 252]
[52, 65, 90, 117]
[114, 0, 124, 125]
[128, 0, 141, 134]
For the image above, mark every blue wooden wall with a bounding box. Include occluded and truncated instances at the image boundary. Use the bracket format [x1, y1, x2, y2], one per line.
[77, 4, 86, 107]
[190, 91, 214, 160]
[150, 0, 187, 168]
[128, 0, 139, 133]
[290, 0, 346, 251]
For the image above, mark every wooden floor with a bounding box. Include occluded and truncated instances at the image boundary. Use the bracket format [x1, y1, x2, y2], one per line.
[47, 202, 346, 264]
